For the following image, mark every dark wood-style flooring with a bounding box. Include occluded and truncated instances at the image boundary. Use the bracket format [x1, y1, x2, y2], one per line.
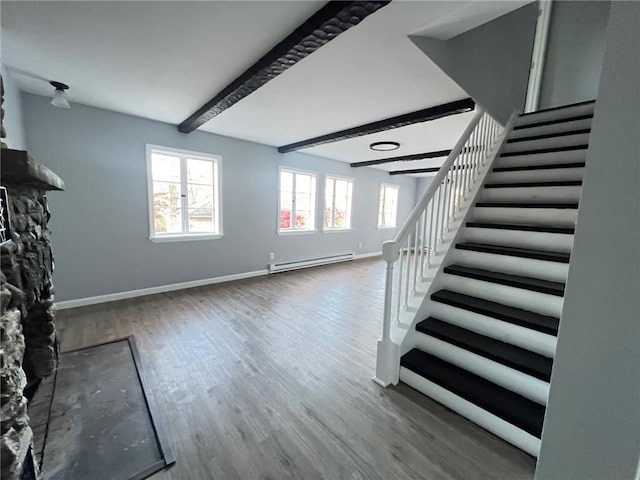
[56, 258, 536, 480]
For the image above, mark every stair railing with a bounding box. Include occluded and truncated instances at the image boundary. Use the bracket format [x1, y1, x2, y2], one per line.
[374, 108, 504, 386]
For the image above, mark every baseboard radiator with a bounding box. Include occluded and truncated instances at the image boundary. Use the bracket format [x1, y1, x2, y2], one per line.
[269, 252, 355, 274]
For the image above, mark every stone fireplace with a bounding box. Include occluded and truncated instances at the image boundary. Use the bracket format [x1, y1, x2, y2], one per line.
[1, 77, 65, 479]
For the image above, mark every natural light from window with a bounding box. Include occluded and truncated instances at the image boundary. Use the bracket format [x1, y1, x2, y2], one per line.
[324, 175, 353, 230]
[147, 146, 221, 241]
[378, 183, 398, 228]
[279, 168, 316, 233]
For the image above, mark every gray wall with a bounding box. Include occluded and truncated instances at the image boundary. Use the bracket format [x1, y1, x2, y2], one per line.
[21, 93, 417, 301]
[1, 64, 26, 149]
[415, 176, 434, 203]
[538, 1, 611, 110]
[410, 3, 538, 124]
[536, 2, 640, 478]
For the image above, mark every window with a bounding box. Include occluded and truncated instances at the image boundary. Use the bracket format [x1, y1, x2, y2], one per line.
[278, 167, 316, 233]
[324, 175, 353, 231]
[378, 183, 399, 228]
[146, 145, 221, 241]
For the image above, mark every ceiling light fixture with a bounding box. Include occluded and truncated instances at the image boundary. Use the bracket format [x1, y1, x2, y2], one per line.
[370, 141, 400, 152]
[50, 81, 70, 109]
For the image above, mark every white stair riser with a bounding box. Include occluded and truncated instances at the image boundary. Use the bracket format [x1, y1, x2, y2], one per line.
[430, 301, 557, 358]
[495, 149, 586, 169]
[472, 207, 577, 227]
[514, 103, 595, 127]
[414, 334, 549, 405]
[452, 249, 569, 283]
[464, 227, 574, 253]
[480, 186, 581, 203]
[442, 274, 563, 317]
[400, 367, 541, 457]
[509, 117, 592, 140]
[488, 167, 585, 184]
[503, 133, 590, 154]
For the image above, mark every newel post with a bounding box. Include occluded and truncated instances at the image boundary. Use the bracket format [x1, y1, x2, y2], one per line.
[373, 241, 401, 387]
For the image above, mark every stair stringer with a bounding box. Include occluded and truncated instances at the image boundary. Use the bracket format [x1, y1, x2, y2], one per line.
[391, 113, 516, 357]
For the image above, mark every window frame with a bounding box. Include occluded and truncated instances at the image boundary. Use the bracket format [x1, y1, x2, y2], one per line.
[377, 182, 399, 229]
[322, 174, 354, 233]
[146, 144, 223, 243]
[277, 166, 318, 235]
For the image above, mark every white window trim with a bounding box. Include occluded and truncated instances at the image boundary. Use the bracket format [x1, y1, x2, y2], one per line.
[377, 182, 399, 229]
[146, 144, 223, 242]
[277, 166, 318, 235]
[322, 173, 354, 233]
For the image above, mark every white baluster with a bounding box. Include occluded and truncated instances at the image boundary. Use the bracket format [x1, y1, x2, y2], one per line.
[403, 236, 411, 308]
[396, 247, 404, 318]
[433, 185, 442, 254]
[412, 220, 420, 293]
[419, 209, 427, 281]
[427, 197, 435, 267]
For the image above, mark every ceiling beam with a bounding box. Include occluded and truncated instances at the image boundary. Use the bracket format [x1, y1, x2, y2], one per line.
[350, 149, 451, 168]
[277, 98, 475, 153]
[178, 1, 390, 133]
[389, 162, 477, 175]
[389, 167, 439, 175]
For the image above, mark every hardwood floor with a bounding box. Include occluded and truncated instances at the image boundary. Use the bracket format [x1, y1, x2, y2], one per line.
[55, 258, 536, 480]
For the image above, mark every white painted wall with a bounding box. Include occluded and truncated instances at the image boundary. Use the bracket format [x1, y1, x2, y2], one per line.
[21, 93, 417, 302]
[1, 64, 26, 149]
[410, 3, 538, 125]
[535, 2, 640, 478]
[538, 1, 611, 109]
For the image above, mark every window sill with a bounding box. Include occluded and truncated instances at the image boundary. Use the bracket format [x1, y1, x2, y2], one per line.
[149, 233, 224, 243]
[277, 229, 317, 236]
[377, 226, 397, 230]
[322, 228, 353, 234]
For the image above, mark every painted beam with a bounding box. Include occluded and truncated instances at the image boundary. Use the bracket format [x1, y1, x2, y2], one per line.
[388, 160, 479, 175]
[178, 1, 390, 133]
[389, 167, 440, 175]
[278, 98, 475, 153]
[350, 149, 451, 168]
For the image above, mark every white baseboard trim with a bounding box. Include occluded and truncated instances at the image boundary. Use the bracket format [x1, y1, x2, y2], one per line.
[56, 252, 382, 311]
[354, 251, 382, 260]
[56, 269, 269, 310]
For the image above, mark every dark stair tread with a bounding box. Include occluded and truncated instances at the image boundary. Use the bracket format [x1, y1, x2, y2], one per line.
[507, 128, 591, 144]
[518, 99, 595, 117]
[443, 265, 565, 296]
[416, 318, 553, 381]
[514, 114, 593, 131]
[431, 289, 559, 335]
[501, 145, 588, 157]
[493, 162, 586, 172]
[476, 202, 579, 209]
[485, 181, 582, 188]
[466, 222, 575, 235]
[455, 242, 570, 263]
[518, 99, 596, 118]
[401, 349, 545, 437]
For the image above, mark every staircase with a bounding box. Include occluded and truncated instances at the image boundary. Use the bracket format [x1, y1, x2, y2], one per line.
[377, 100, 595, 458]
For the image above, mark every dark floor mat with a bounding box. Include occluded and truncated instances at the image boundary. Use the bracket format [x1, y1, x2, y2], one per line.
[42, 337, 174, 480]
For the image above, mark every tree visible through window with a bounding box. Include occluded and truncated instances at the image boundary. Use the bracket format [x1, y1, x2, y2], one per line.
[324, 175, 353, 230]
[378, 183, 399, 228]
[279, 168, 316, 233]
[147, 146, 221, 239]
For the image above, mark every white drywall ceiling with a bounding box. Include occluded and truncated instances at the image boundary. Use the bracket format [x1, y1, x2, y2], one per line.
[1, 1, 530, 172]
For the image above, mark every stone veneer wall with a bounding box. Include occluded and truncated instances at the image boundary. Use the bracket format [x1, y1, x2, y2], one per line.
[5, 187, 57, 382]
[1, 74, 63, 480]
[1, 186, 58, 479]
[1, 241, 33, 480]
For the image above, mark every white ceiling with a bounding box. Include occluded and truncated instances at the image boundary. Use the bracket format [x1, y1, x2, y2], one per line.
[1, 0, 529, 175]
